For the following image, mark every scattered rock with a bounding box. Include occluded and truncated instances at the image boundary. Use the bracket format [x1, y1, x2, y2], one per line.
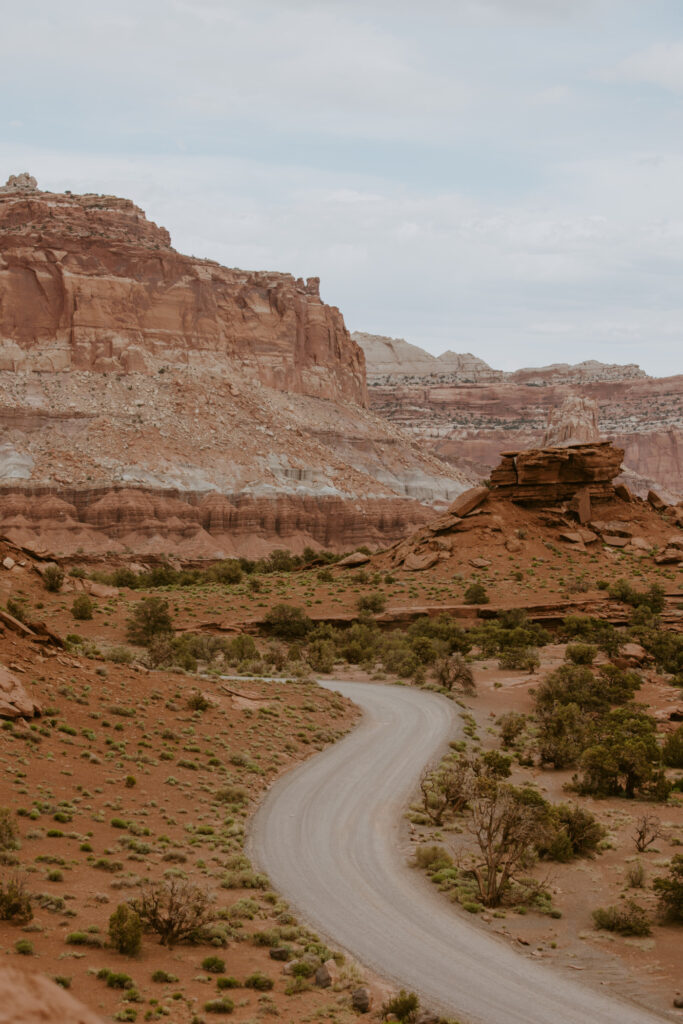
[351, 988, 372, 1013]
[0, 663, 41, 719]
[602, 535, 629, 547]
[448, 485, 489, 517]
[560, 531, 584, 545]
[648, 489, 667, 511]
[620, 643, 648, 665]
[614, 483, 633, 502]
[469, 557, 491, 569]
[314, 959, 339, 988]
[2, 556, 15, 570]
[269, 948, 291, 962]
[654, 547, 683, 564]
[404, 550, 440, 572]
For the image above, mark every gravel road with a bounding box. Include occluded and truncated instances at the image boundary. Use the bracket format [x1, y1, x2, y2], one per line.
[249, 680, 667, 1024]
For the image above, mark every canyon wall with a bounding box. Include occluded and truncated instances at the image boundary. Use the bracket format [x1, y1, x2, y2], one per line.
[355, 333, 683, 499]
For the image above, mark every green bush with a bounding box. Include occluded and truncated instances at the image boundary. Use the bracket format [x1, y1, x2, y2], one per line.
[14, 939, 33, 955]
[108, 904, 143, 956]
[381, 989, 420, 1022]
[151, 970, 178, 983]
[263, 604, 312, 640]
[653, 854, 683, 922]
[592, 900, 651, 936]
[216, 977, 240, 990]
[43, 565, 65, 592]
[357, 592, 386, 614]
[662, 725, 683, 768]
[0, 874, 33, 923]
[464, 583, 489, 605]
[202, 956, 226, 974]
[244, 972, 274, 991]
[126, 597, 174, 645]
[71, 595, 94, 621]
[498, 646, 540, 672]
[204, 997, 234, 1015]
[0, 807, 18, 851]
[565, 643, 597, 665]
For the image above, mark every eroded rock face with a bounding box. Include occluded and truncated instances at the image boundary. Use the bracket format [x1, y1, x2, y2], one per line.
[544, 396, 601, 447]
[0, 966, 102, 1024]
[0, 183, 366, 404]
[489, 442, 624, 504]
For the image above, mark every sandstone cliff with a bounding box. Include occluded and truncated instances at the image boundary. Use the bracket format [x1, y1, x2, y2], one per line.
[0, 177, 471, 556]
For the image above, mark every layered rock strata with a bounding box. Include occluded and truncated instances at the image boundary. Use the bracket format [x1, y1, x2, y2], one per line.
[489, 442, 624, 504]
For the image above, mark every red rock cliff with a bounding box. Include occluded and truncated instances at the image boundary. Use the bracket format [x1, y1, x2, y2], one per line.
[0, 182, 367, 406]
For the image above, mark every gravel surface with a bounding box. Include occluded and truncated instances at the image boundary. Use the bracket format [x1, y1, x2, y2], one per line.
[249, 680, 667, 1024]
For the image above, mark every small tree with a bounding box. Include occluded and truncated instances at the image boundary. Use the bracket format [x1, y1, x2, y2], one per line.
[466, 783, 544, 907]
[108, 903, 142, 955]
[71, 594, 94, 621]
[653, 854, 683, 922]
[433, 653, 475, 694]
[0, 874, 32, 924]
[262, 604, 312, 640]
[43, 565, 65, 593]
[633, 814, 663, 853]
[662, 725, 683, 768]
[126, 597, 174, 645]
[133, 878, 212, 947]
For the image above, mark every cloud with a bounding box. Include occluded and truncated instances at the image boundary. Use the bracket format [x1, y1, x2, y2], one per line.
[612, 41, 683, 92]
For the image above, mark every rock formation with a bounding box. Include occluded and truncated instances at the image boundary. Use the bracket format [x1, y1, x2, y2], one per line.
[0, 663, 41, 719]
[356, 332, 683, 499]
[489, 442, 624, 504]
[543, 396, 601, 447]
[0, 177, 472, 556]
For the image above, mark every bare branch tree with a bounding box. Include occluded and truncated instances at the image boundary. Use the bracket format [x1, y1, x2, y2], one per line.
[633, 814, 663, 854]
[133, 877, 212, 947]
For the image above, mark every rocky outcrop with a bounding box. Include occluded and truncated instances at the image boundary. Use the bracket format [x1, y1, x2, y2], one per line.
[353, 332, 498, 383]
[0, 176, 366, 405]
[489, 442, 624, 504]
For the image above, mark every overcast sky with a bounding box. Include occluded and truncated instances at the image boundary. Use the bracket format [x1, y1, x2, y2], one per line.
[3, 0, 683, 375]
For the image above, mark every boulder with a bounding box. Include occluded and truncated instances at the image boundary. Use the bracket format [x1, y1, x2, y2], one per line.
[314, 959, 339, 988]
[655, 548, 683, 564]
[2, 556, 15, 570]
[603, 535, 628, 547]
[505, 537, 523, 552]
[269, 948, 291, 962]
[337, 551, 371, 568]
[404, 550, 440, 571]
[0, 663, 41, 719]
[559, 531, 584, 545]
[469, 557, 491, 569]
[614, 483, 633, 502]
[571, 487, 592, 524]
[448, 486, 489, 518]
[620, 642, 649, 665]
[648, 489, 667, 511]
[351, 988, 372, 1013]
[629, 537, 651, 551]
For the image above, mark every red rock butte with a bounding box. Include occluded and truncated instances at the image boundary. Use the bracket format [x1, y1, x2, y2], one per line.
[0, 175, 471, 557]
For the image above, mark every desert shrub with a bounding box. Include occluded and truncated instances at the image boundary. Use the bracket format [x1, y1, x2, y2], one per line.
[407, 614, 471, 655]
[216, 976, 240, 990]
[151, 970, 178, 983]
[202, 956, 226, 974]
[227, 634, 257, 663]
[653, 854, 683, 922]
[464, 583, 488, 605]
[133, 878, 212, 947]
[107, 646, 134, 665]
[0, 808, 18, 851]
[382, 989, 420, 1022]
[244, 972, 274, 991]
[413, 845, 453, 871]
[498, 646, 539, 673]
[608, 579, 665, 615]
[433, 653, 475, 694]
[626, 861, 646, 888]
[263, 604, 312, 640]
[560, 615, 622, 657]
[592, 900, 651, 936]
[215, 785, 248, 806]
[357, 592, 386, 614]
[663, 725, 683, 768]
[537, 702, 589, 769]
[71, 595, 94, 621]
[204, 997, 234, 1015]
[126, 597, 173, 645]
[0, 874, 32, 923]
[43, 565, 64, 592]
[539, 804, 605, 862]
[187, 691, 211, 712]
[109, 904, 143, 956]
[306, 638, 336, 673]
[497, 711, 526, 747]
[565, 643, 597, 665]
[207, 560, 242, 585]
[14, 939, 33, 955]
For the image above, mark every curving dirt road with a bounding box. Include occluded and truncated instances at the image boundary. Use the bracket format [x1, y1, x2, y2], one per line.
[249, 681, 666, 1024]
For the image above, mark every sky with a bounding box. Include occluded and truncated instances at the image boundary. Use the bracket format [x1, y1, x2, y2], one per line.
[2, 0, 683, 375]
